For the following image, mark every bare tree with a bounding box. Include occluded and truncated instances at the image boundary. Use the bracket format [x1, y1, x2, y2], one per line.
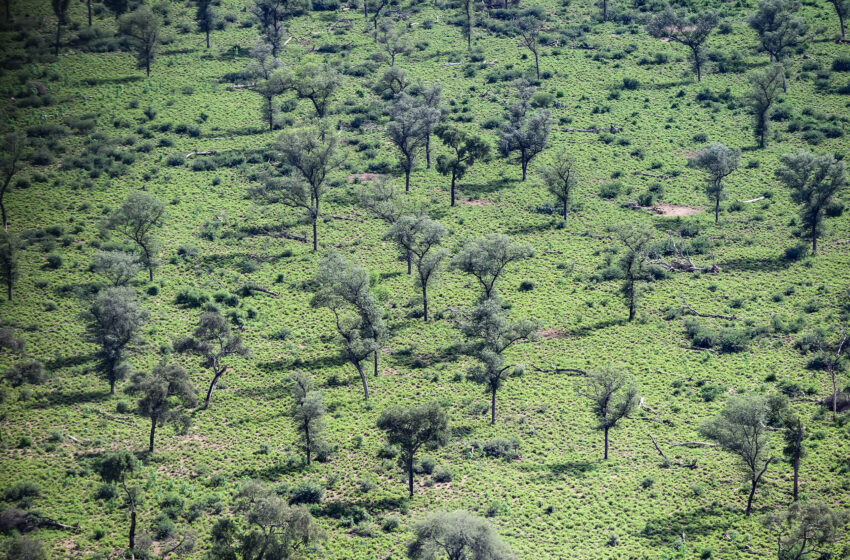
[647, 7, 719, 81]
[515, 17, 542, 80]
[377, 23, 411, 66]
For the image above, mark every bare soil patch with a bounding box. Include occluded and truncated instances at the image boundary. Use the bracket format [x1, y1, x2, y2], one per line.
[347, 173, 383, 182]
[649, 203, 702, 217]
[462, 198, 493, 206]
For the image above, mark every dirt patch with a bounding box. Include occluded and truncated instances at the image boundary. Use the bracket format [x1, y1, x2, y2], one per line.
[462, 198, 493, 206]
[649, 203, 702, 217]
[538, 328, 568, 339]
[680, 150, 697, 158]
[347, 173, 383, 182]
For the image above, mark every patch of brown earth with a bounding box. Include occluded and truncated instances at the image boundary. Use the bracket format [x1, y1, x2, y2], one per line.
[462, 198, 492, 206]
[649, 203, 702, 217]
[539, 328, 568, 339]
[347, 173, 382, 182]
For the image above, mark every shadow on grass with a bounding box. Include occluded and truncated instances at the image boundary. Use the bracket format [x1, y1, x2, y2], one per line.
[33, 389, 109, 408]
[82, 75, 144, 86]
[639, 506, 744, 545]
[720, 254, 788, 273]
[459, 176, 515, 198]
[547, 460, 598, 478]
[566, 316, 627, 337]
[45, 352, 95, 371]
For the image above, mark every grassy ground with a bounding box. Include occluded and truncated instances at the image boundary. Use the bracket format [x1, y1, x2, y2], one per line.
[1, 0, 850, 557]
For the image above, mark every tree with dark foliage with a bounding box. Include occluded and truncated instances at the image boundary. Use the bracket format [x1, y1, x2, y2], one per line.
[127, 362, 197, 452]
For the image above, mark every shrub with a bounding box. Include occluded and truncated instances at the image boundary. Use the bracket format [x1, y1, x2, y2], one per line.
[480, 437, 521, 459]
[175, 288, 209, 308]
[832, 56, 850, 72]
[4, 482, 41, 502]
[290, 482, 324, 504]
[382, 514, 401, 532]
[433, 467, 453, 482]
[519, 280, 535, 291]
[598, 181, 622, 199]
[3, 361, 46, 386]
[45, 253, 63, 269]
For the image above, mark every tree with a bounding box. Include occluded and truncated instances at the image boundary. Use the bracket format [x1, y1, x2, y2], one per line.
[540, 152, 578, 220]
[293, 64, 340, 118]
[700, 394, 774, 515]
[51, 0, 71, 56]
[693, 142, 741, 224]
[92, 250, 142, 287]
[407, 510, 514, 560]
[462, 297, 537, 424]
[175, 311, 249, 409]
[289, 373, 326, 466]
[461, 0, 474, 50]
[612, 222, 658, 322]
[576, 366, 639, 460]
[748, 0, 809, 67]
[247, 41, 290, 131]
[453, 234, 532, 300]
[828, 0, 848, 39]
[5, 536, 47, 560]
[127, 362, 197, 452]
[388, 95, 440, 191]
[359, 178, 405, 225]
[97, 451, 141, 552]
[377, 23, 411, 66]
[103, 191, 165, 281]
[311, 252, 385, 398]
[197, 0, 219, 49]
[249, 0, 299, 57]
[85, 287, 148, 394]
[780, 408, 806, 501]
[647, 7, 719, 82]
[766, 502, 847, 560]
[374, 66, 409, 99]
[499, 88, 550, 181]
[435, 124, 490, 206]
[1, 131, 25, 231]
[515, 17, 542, 80]
[418, 83, 442, 169]
[377, 401, 449, 497]
[208, 481, 324, 560]
[748, 63, 784, 149]
[0, 230, 19, 302]
[119, 7, 161, 77]
[776, 151, 847, 254]
[386, 215, 448, 321]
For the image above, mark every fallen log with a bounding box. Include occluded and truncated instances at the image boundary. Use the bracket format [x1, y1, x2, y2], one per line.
[226, 83, 256, 90]
[244, 285, 281, 297]
[635, 171, 670, 179]
[742, 196, 765, 203]
[680, 298, 737, 321]
[185, 150, 217, 158]
[649, 434, 698, 468]
[563, 124, 622, 133]
[669, 441, 718, 448]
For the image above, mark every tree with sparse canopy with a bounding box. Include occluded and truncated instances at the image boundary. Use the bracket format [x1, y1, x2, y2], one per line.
[92, 250, 142, 287]
[374, 66, 409, 99]
[576, 366, 639, 460]
[779, 404, 806, 501]
[0, 230, 19, 302]
[386, 215, 449, 321]
[289, 372, 326, 466]
[97, 451, 140, 552]
[103, 191, 165, 281]
[462, 297, 538, 424]
[50, 0, 70, 56]
[461, 0, 474, 50]
[748, 63, 784, 149]
[515, 17, 542, 80]
[500, 85, 550, 181]
[377, 23, 411, 66]
[540, 153, 578, 220]
[359, 178, 406, 226]
[612, 222, 660, 322]
[1, 132, 25, 232]
[700, 394, 774, 515]
[196, 0, 218, 49]
[418, 83, 442, 169]
[407, 510, 515, 560]
[828, 0, 848, 39]
[249, 0, 303, 57]
[119, 6, 161, 77]
[388, 95, 440, 191]
[247, 41, 290, 131]
[453, 233, 532, 300]
[293, 64, 340, 118]
[127, 362, 197, 453]
[748, 0, 809, 76]
[377, 401, 449, 497]
[85, 287, 148, 394]
[693, 142, 740, 224]
[647, 7, 718, 82]
[435, 124, 490, 206]
[766, 501, 847, 560]
[175, 310, 249, 409]
[776, 151, 847, 254]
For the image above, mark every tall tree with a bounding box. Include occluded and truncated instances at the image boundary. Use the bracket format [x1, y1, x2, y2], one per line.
[289, 372, 326, 466]
[103, 192, 165, 282]
[576, 366, 639, 460]
[700, 394, 774, 515]
[118, 6, 161, 77]
[540, 152, 578, 220]
[453, 233, 532, 300]
[387, 95, 439, 191]
[647, 7, 719, 81]
[828, 0, 848, 39]
[293, 64, 340, 118]
[175, 311, 249, 409]
[748, 0, 808, 91]
[386, 215, 448, 321]
[408, 511, 514, 560]
[92, 250, 142, 287]
[0, 128, 25, 232]
[499, 87, 550, 181]
[85, 287, 148, 394]
[776, 151, 847, 254]
[780, 408, 806, 501]
[613, 222, 659, 322]
[377, 401, 449, 497]
[247, 41, 290, 131]
[359, 178, 406, 226]
[766, 502, 847, 560]
[249, 0, 298, 57]
[435, 124, 490, 206]
[515, 17, 542, 80]
[748, 63, 784, 149]
[462, 297, 538, 424]
[127, 362, 197, 452]
[197, 0, 218, 49]
[377, 23, 411, 66]
[51, 0, 71, 56]
[693, 142, 741, 224]
[0, 230, 18, 302]
[97, 451, 140, 552]
[461, 0, 474, 50]
[418, 83, 442, 169]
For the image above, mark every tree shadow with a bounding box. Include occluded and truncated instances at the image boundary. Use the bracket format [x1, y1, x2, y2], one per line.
[720, 254, 788, 273]
[566, 316, 627, 338]
[459, 176, 515, 198]
[82, 75, 144, 86]
[33, 389, 108, 408]
[638, 506, 744, 545]
[546, 460, 598, 478]
[45, 352, 95, 371]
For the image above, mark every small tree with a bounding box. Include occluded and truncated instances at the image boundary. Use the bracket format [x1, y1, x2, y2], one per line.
[766, 502, 847, 560]
[249, 0, 294, 57]
[196, 0, 218, 49]
[776, 151, 847, 254]
[119, 7, 161, 77]
[247, 41, 290, 131]
[386, 215, 448, 321]
[388, 95, 440, 191]
[127, 362, 197, 452]
[748, 63, 784, 149]
[435, 124, 489, 206]
[540, 153, 578, 220]
[377, 23, 411, 66]
[51, 0, 70, 56]
[748, 0, 808, 91]
[693, 142, 741, 224]
[359, 178, 405, 225]
[515, 17, 542, 80]
[0, 230, 19, 302]
[612, 222, 657, 321]
[829, 0, 848, 39]
[175, 311, 249, 409]
[408, 510, 514, 560]
[499, 90, 550, 181]
[85, 287, 148, 394]
[103, 191, 165, 281]
[377, 401, 449, 497]
[452, 233, 532, 300]
[647, 7, 718, 82]
[700, 394, 774, 515]
[289, 372, 325, 466]
[293, 64, 340, 118]
[1, 131, 25, 231]
[92, 250, 142, 287]
[462, 297, 538, 424]
[374, 66, 409, 99]
[97, 451, 141, 552]
[576, 366, 639, 460]
[780, 409, 806, 501]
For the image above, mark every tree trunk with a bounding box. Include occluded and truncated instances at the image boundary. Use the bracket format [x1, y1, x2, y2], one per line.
[206, 28, 210, 49]
[839, 10, 846, 39]
[521, 155, 528, 181]
[563, 199, 568, 220]
[628, 282, 635, 321]
[745, 477, 758, 515]
[450, 173, 457, 207]
[55, 22, 61, 56]
[791, 428, 801, 501]
[305, 424, 311, 466]
[407, 456, 414, 497]
[268, 98, 274, 131]
[603, 426, 609, 460]
[87, 0, 92, 25]
[715, 197, 720, 224]
[811, 222, 817, 255]
[148, 416, 157, 453]
[204, 371, 222, 409]
[364, 0, 368, 19]
[312, 219, 318, 251]
[110, 375, 116, 395]
[421, 282, 428, 321]
[466, 5, 471, 50]
[490, 388, 497, 424]
[534, 51, 540, 80]
[425, 135, 431, 169]
[405, 168, 411, 192]
[1, 192, 7, 231]
[602, 0, 607, 21]
[407, 251, 412, 275]
[373, 351, 379, 376]
[356, 362, 369, 400]
[5, 276, 10, 302]
[832, 367, 838, 420]
[129, 508, 136, 550]
[145, 58, 151, 77]
[693, 48, 702, 81]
